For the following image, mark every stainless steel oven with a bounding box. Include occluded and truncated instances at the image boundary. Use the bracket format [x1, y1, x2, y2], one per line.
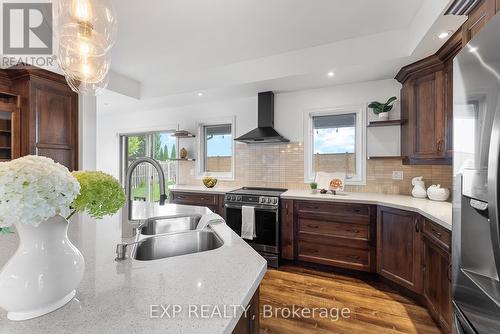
[224, 187, 286, 268]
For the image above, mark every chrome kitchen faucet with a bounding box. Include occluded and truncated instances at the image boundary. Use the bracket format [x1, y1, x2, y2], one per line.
[122, 157, 167, 237]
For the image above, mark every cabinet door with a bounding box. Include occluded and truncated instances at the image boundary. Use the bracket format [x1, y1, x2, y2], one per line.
[232, 288, 259, 334]
[423, 236, 451, 333]
[280, 199, 294, 260]
[31, 80, 78, 170]
[444, 60, 453, 157]
[412, 72, 446, 160]
[462, 0, 496, 45]
[377, 207, 423, 293]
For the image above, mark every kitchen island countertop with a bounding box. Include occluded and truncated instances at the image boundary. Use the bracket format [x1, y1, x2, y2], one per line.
[0, 204, 266, 334]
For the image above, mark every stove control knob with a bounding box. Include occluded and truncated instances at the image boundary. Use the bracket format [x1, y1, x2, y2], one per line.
[272, 198, 278, 204]
[266, 198, 271, 204]
[226, 195, 231, 201]
[237, 196, 242, 201]
[260, 197, 264, 203]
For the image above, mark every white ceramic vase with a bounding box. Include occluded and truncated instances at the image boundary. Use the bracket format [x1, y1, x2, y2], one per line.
[0, 215, 85, 321]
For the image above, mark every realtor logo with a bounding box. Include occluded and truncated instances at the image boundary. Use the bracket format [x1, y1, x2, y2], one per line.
[2, 3, 52, 55]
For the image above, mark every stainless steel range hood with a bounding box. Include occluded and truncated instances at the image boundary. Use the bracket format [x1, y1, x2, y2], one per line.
[234, 91, 289, 144]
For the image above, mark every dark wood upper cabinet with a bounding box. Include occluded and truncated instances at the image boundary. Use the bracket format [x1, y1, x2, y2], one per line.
[7, 68, 78, 171]
[377, 206, 423, 293]
[462, 0, 496, 45]
[396, 58, 452, 165]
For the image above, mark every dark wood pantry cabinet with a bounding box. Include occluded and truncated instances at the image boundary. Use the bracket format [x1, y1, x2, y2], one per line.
[8, 68, 79, 171]
[0, 66, 79, 170]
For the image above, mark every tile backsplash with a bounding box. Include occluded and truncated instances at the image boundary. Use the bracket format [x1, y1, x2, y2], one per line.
[178, 142, 452, 195]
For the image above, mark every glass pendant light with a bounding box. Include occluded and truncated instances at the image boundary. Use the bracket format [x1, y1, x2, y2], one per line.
[54, 0, 117, 96]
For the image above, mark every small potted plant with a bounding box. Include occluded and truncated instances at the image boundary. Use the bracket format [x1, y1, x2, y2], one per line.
[310, 182, 318, 194]
[368, 96, 397, 121]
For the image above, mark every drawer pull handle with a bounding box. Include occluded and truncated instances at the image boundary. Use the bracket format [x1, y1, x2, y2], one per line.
[347, 255, 360, 260]
[349, 229, 360, 234]
[306, 249, 318, 253]
[307, 224, 319, 229]
[431, 228, 442, 237]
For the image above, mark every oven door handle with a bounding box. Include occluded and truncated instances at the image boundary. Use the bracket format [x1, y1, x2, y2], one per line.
[224, 203, 278, 212]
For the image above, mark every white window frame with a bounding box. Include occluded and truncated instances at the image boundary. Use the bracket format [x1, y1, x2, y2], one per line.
[303, 105, 366, 185]
[196, 117, 235, 180]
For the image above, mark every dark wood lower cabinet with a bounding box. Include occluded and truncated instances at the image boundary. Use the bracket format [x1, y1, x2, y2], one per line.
[232, 287, 259, 334]
[280, 199, 294, 260]
[293, 201, 377, 272]
[170, 191, 226, 219]
[377, 206, 423, 293]
[423, 230, 452, 333]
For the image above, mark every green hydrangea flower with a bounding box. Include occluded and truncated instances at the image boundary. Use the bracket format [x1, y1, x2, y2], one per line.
[70, 171, 126, 219]
[0, 227, 12, 234]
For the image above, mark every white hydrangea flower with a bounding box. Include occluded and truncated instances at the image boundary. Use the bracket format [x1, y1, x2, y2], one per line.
[0, 156, 81, 228]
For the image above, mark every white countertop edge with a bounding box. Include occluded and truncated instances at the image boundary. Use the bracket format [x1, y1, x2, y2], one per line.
[224, 264, 267, 334]
[281, 192, 452, 231]
[169, 185, 239, 195]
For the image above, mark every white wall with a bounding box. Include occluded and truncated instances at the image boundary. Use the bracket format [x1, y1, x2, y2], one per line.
[96, 79, 401, 178]
[79, 95, 97, 170]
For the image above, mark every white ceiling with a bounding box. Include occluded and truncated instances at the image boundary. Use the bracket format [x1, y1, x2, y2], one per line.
[101, 0, 465, 111]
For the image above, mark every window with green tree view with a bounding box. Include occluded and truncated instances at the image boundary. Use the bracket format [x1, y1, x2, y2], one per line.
[121, 131, 177, 202]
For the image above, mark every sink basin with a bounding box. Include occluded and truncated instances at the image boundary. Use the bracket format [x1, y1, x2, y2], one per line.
[132, 229, 223, 261]
[140, 215, 202, 235]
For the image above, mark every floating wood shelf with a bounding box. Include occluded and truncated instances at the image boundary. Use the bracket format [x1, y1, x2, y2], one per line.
[367, 120, 406, 128]
[172, 130, 196, 138]
[368, 156, 407, 160]
[171, 158, 196, 161]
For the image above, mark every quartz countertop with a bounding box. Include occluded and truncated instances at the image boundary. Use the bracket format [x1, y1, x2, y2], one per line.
[0, 206, 267, 333]
[281, 190, 452, 230]
[169, 185, 238, 195]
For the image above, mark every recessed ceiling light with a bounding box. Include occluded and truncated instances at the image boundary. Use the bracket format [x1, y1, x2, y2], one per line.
[468, 46, 478, 53]
[197, 92, 204, 97]
[327, 71, 335, 77]
[437, 31, 451, 39]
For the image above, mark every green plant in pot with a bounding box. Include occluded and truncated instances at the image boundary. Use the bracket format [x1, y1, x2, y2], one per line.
[368, 96, 397, 121]
[310, 182, 318, 194]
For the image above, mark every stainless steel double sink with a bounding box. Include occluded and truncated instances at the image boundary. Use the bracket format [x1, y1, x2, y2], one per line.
[130, 215, 224, 261]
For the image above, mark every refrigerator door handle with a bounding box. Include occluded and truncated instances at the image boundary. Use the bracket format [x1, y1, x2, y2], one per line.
[487, 103, 500, 275]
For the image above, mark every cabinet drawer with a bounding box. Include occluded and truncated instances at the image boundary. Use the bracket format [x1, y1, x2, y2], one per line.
[296, 201, 371, 224]
[298, 218, 369, 241]
[423, 219, 451, 251]
[298, 239, 371, 271]
[170, 191, 218, 206]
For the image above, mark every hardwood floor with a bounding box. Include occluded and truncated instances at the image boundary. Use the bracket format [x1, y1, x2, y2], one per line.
[259, 265, 441, 334]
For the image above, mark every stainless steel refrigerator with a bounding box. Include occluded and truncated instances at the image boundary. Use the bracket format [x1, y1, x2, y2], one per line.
[453, 12, 500, 333]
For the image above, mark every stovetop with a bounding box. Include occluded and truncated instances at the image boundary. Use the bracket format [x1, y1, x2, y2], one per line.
[228, 187, 287, 197]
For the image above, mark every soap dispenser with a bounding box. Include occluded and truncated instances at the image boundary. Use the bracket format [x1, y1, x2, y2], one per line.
[411, 176, 427, 199]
